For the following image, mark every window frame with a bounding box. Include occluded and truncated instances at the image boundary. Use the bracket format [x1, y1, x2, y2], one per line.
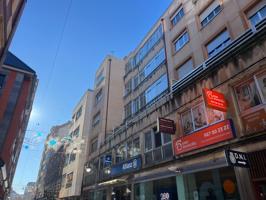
[91, 138, 98, 153]
[173, 30, 189, 53]
[95, 89, 103, 104]
[176, 58, 194, 80]
[199, 0, 222, 28]
[170, 5, 185, 27]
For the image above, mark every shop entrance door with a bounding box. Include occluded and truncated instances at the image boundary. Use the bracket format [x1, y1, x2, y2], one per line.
[112, 185, 131, 200]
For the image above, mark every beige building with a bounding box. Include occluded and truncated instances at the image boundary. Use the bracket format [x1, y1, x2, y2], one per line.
[82, 55, 125, 199]
[59, 90, 94, 200]
[81, 0, 266, 200]
[0, 0, 26, 66]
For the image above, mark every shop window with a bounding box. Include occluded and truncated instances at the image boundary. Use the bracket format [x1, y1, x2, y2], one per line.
[171, 6, 185, 27]
[234, 72, 266, 112]
[75, 106, 82, 120]
[200, 0, 222, 27]
[174, 31, 189, 52]
[181, 103, 224, 135]
[95, 89, 103, 104]
[180, 167, 240, 200]
[176, 59, 194, 80]
[0, 74, 5, 89]
[206, 30, 231, 57]
[249, 5, 266, 26]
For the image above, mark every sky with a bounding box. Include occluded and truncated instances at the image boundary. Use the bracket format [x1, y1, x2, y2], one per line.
[10, 0, 172, 194]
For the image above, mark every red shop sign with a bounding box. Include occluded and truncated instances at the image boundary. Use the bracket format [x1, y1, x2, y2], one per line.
[173, 119, 235, 156]
[203, 88, 228, 112]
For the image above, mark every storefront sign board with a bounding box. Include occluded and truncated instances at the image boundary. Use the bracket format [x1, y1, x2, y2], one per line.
[173, 119, 235, 156]
[157, 117, 176, 134]
[111, 155, 142, 177]
[203, 88, 228, 112]
[225, 150, 249, 168]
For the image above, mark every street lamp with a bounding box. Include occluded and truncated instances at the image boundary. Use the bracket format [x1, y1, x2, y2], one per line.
[85, 163, 92, 173]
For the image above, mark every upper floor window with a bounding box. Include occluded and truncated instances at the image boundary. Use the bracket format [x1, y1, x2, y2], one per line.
[132, 75, 139, 90]
[180, 102, 224, 135]
[176, 59, 194, 80]
[132, 97, 140, 115]
[116, 144, 127, 163]
[72, 126, 80, 137]
[145, 74, 168, 104]
[124, 101, 132, 119]
[171, 6, 185, 27]
[174, 31, 189, 52]
[92, 112, 100, 127]
[0, 74, 5, 89]
[124, 79, 132, 96]
[200, 0, 222, 27]
[91, 138, 98, 153]
[95, 71, 104, 87]
[135, 25, 163, 66]
[234, 71, 266, 112]
[66, 172, 73, 188]
[206, 30, 231, 57]
[116, 138, 140, 164]
[95, 89, 103, 104]
[249, 5, 266, 26]
[75, 106, 82, 120]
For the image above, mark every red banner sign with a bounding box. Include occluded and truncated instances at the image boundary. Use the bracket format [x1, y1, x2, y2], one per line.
[203, 89, 227, 112]
[157, 117, 176, 134]
[173, 120, 235, 156]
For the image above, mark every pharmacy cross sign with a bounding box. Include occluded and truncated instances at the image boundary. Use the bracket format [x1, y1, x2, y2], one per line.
[225, 150, 250, 168]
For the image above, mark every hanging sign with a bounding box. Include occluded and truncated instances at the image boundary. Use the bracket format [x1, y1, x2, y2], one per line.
[225, 150, 250, 168]
[203, 88, 228, 112]
[157, 117, 176, 134]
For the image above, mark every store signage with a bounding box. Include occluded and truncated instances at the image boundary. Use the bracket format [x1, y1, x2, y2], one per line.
[225, 150, 250, 168]
[157, 117, 176, 134]
[111, 156, 142, 177]
[241, 107, 266, 134]
[203, 88, 228, 112]
[173, 119, 235, 156]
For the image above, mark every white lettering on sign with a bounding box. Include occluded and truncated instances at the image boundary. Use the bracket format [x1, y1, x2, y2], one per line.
[160, 193, 170, 200]
[122, 159, 138, 170]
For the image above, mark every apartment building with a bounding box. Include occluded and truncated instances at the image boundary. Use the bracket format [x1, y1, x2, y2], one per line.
[35, 122, 71, 200]
[81, 0, 266, 200]
[81, 56, 125, 199]
[0, 51, 37, 199]
[23, 182, 36, 200]
[59, 90, 94, 200]
[0, 0, 26, 67]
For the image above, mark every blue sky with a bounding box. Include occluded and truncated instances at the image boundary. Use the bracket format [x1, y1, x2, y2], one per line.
[10, 0, 172, 194]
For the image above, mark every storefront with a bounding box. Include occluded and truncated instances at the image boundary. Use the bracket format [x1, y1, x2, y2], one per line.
[134, 176, 178, 200]
[112, 185, 131, 200]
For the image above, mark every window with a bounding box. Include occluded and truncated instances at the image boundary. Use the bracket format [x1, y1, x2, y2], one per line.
[91, 139, 98, 153]
[132, 97, 140, 114]
[181, 103, 224, 135]
[69, 153, 76, 163]
[234, 71, 266, 112]
[206, 30, 231, 57]
[125, 58, 135, 74]
[135, 25, 163, 66]
[171, 7, 185, 26]
[0, 74, 5, 89]
[73, 126, 79, 137]
[95, 89, 103, 104]
[200, 0, 222, 27]
[96, 71, 104, 87]
[133, 75, 139, 90]
[66, 172, 73, 188]
[116, 144, 127, 163]
[75, 106, 82, 120]
[176, 59, 194, 80]
[145, 74, 168, 104]
[139, 93, 146, 108]
[174, 31, 189, 52]
[92, 112, 100, 127]
[145, 132, 153, 152]
[249, 5, 266, 26]
[132, 138, 140, 156]
[124, 79, 132, 96]
[124, 102, 132, 119]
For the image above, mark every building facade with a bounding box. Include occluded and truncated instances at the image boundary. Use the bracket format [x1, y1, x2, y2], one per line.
[81, 55, 125, 199]
[35, 122, 71, 200]
[0, 52, 37, 199]
[0, 0, 26, 67]
[23, 182, 36, 200]
[59, 90, 94, 200]
[81, 0, 266, 200]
